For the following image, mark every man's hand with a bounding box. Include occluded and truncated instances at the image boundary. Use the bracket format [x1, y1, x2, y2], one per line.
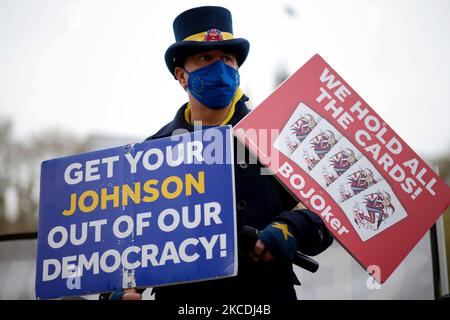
[122, 288, 142, 300]
[106, 288, 142, 300]
[257, 221, 298, 261]
[250, 239, 274, 262]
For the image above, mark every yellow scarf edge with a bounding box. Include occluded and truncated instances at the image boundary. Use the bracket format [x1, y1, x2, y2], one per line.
[184, 87, 244, 125]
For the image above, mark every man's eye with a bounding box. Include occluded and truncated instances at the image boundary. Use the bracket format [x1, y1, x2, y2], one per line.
[199, 55, 211, 62]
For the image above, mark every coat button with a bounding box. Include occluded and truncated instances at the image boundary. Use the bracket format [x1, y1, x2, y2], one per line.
[237, 200, 247, 210]
[238, 163, 248, 169]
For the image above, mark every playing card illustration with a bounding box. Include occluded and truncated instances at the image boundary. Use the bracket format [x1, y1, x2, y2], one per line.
[327, 157, 384, 203]
[273, 102, 322, 157]
[309, 137, 362, 188]
[340, 180, 408, 241]
[290, 119, 343, 172]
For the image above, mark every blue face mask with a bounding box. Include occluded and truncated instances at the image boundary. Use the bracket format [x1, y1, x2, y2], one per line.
[185, 60, 240, 109]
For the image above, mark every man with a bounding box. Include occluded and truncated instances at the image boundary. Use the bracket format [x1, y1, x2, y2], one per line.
[101, 5, 333, 301]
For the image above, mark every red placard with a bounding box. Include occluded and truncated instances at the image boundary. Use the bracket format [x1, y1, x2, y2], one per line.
[234, 54, 450, 283]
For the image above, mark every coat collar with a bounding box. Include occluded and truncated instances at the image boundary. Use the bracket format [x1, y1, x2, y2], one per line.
[146, 94, 250, 141]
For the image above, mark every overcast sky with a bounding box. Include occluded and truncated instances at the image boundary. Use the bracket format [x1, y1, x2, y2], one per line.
[0, 0, 449, 159]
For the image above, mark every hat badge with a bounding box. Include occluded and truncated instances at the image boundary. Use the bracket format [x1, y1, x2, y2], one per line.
[203, 29, 224, 42]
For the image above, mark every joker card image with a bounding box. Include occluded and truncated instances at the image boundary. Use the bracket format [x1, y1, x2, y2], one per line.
[290, 119, 343, 172]
[327, 157, 384, 203]
[309, 137, 362, 188]
[340, 180, 408, 242]
[273, 102, 322, 157]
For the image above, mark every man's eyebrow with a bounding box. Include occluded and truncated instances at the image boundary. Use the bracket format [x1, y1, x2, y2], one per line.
[194, 52, 211, 58]
[222, 52, 236, 57]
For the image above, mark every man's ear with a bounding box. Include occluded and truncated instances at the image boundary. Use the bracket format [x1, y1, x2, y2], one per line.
[174, 67, 188, 90]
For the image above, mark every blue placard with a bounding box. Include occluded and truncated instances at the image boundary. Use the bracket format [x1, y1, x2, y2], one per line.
[35, 126, 237, 299]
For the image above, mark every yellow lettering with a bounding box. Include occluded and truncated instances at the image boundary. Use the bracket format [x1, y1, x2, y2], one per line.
[122, 182, 141, 206]
[185, 171, 205, 196]
[161, 176, 183, 199]
[79, 190, 99, 213]
[143, 179, 160, 202]
[63, 172, 208, 216]
[101, 186, 119, 209]
[62, 193, 77, 216]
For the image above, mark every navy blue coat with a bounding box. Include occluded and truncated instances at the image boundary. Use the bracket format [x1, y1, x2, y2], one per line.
[145, 95, 333, 300]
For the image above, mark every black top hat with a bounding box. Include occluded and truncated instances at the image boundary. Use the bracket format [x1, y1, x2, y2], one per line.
[164, 6, 250, 78]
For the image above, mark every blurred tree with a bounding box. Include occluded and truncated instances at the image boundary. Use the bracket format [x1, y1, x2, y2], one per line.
[0, 119, 14, 232]
[0, 118, 88, 235]
[432, 153, 450, 186]
[273, 62, 291, 89]
[282, 2, 298, 18]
